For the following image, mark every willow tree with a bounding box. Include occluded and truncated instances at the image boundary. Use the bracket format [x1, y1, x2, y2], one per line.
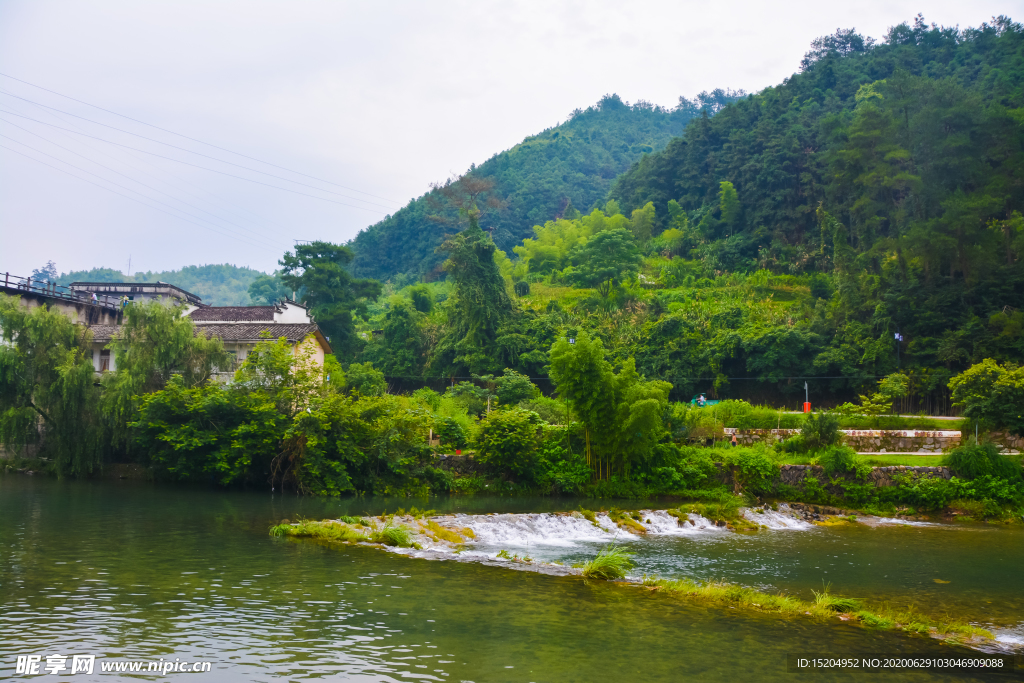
[102, 300, 229, 452]
[0, 294, 103, 475]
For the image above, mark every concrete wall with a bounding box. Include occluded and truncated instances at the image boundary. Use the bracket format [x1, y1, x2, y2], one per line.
[5, 288, 121, 326]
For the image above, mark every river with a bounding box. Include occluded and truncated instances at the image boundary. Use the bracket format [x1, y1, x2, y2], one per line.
[2, 475, 1021, 681]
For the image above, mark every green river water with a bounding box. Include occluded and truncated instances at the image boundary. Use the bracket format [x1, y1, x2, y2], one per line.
[2, 475, 1022, 682]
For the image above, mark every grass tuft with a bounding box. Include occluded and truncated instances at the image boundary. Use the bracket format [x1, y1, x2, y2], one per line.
[581, 545, 635, 580]
[812, 585, 861, 612]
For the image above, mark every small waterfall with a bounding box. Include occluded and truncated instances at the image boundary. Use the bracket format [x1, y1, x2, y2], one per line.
[634, 510, 724, 535]
[446, 510, 733, 548]
[451, 513, 619, 547]
[743, 505, 814, 530]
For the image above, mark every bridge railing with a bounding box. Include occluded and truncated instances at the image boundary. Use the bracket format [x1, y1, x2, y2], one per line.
[1, 272, 120, 310]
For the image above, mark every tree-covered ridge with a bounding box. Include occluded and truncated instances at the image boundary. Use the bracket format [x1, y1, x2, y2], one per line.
[609, 15, 1024, 268]
[591, 16, 1024, 402]
[348, 91, 743, 283]
[348, 17, 1024, 414]
[48, 263, 267, 305]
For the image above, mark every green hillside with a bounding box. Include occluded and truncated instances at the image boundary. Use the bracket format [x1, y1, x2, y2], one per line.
[609, 17, 1024, 269]
[351, 16, 1024, 414]
[348, 91, 742, 282]
[50, 264, 266, 306]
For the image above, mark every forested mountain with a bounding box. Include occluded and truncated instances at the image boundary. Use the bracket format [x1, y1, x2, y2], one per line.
[347, 91, 742, 282]
[592, 16, 1024, 403]
[350, 16, 1024, 413]
[45, 263, 265, 305]
[610, 16, 1024, 272]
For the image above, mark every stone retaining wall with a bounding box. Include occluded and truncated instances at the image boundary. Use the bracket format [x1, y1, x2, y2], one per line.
[723, 428, 961, 453]
[777, 463, 952, 487]
[714, 462, 953, 493]
[432, 454, 488, 476]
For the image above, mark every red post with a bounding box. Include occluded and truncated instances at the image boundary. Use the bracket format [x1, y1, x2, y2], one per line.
[803, 402, 811, 413]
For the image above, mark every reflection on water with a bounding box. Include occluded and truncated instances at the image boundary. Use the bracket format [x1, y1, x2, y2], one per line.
[1, 476, 1020, 682]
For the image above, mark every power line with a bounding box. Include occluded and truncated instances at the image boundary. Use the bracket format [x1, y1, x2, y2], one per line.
[0, 132, 285, 250]
[0, 119, 290, 250]
[0, 143, 283, 253]
[0, 72, 403, 205]
[10, 94, 301, 238]
[0, 109, 387, 214]
[0, 102, 395, 211]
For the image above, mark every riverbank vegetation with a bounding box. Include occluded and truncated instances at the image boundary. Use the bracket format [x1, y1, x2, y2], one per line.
[644, 576, 993, 643]
[2, 17, 1023, 522]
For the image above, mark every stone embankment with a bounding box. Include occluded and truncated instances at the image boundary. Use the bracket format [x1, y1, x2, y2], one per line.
[777, 463, 952, 488]
[723, 428, 961, 453]
[714, 462, 952, 495]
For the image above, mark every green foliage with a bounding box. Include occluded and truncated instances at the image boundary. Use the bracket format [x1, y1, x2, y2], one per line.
[723, 444, 779, 493]
[493, 369, 539, 406]
[567, 227, 642, 287]
[279, 241, 382, 358]
[132, 376, 285, 486]
[0, 295, 103, 475]
[368, 518, 415, 547]
[517, 395, 568, 424]
[360, 299, 428, 377]
[474, 408, 543, 482]
[345, 362, 387, 397]
[942, 442, 1022, 481]
[950, 360, 1024, 436]
[816, 445, 858, 477]
[580, 545, 635, 580]
[432, 212, 516, 375]
[549, 333, 672, 477]
[349, 93, 739, 281]
[812, 586, 862, 613]
[103, 301, 230, 451]
[408, 285, 434, 313]
[801, 411, 842, 451]
[248, 272, 291, 305]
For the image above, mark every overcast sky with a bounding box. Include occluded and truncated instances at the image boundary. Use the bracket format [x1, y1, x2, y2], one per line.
[1, 1, 1018, 278]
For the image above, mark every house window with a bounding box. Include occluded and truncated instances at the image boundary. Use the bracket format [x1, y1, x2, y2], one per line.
[99, 349, 110, 372]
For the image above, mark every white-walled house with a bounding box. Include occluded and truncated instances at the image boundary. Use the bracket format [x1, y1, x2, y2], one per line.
[80, 291, 330, 375]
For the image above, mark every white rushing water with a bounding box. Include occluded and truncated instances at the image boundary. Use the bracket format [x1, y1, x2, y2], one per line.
[426, 508, 799, 552]
[742, 505, 815, 530]
[873, 517, 939, 526]
[992, 624, 1024, 649]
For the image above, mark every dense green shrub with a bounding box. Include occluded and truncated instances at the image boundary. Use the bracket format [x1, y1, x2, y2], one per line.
[816, 445, 858, 477]
[723, 444, 779, 494]
[802, 411, 842, 451]
[474, 408, 543, 482]
[942, 442, 1022, 481]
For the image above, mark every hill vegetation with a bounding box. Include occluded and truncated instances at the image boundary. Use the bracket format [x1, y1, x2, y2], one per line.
[347, 91, 743, 283]
[38, 263, 266, 306]
[5, 16, 1022, 511]
[353, 15, 1024, 414]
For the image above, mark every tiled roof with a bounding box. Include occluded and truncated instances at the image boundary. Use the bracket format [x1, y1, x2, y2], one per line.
[194, 323, 320, 342]
[190, 306, 277, 322]
[83, 325, 121, 343]
[85, 323, 320, 344]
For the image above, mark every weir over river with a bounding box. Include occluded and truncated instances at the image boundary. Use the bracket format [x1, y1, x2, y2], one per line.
[2, 475, 1022, 682]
